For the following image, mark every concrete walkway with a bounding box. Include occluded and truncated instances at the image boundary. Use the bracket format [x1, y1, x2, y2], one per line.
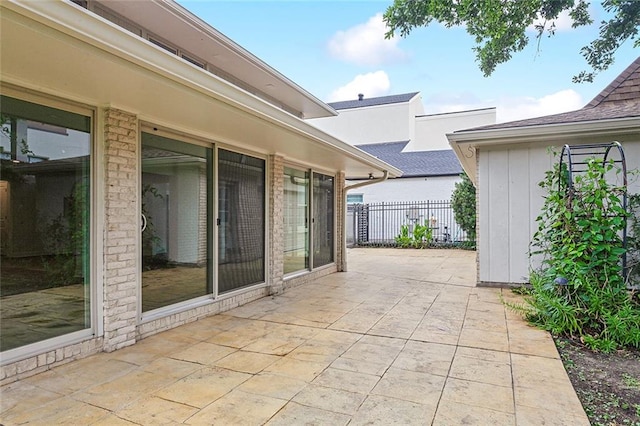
[0, 248, 589, 425]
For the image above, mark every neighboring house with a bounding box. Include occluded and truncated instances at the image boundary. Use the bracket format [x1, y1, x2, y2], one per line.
[0, 0, 401, 380]
[309, 92, 496, 204]
[448, 57, 640, 286]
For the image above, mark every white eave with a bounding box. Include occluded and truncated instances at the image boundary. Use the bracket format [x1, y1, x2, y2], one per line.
[98, 0, 336, 120]
[0, 0, 401, 179]
[447, 117, 640, 184]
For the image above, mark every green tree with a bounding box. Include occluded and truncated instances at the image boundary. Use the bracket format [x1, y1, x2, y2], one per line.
[383, 0, 640, 82]
[451, 172, 476, 241]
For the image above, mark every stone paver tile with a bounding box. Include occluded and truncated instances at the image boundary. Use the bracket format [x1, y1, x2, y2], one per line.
[186, 389, 287, 425]
[154, 366, 251, 408]
[511, 353, 572, 388]
[116, 396, 198, 424]
[514, 379, 587, 414]
[311, 367, 380, 394]
[0, 382, 62, 414]
[329, 315, 383, 333]
[432, 400, 516, 426]
[456, 345, 511, 363]
[410, 328, 460, 346]
[24, 357, 137, 395]
[241, 335, 307, 356]
[264, 357, 329, 382]
[73, 369, 175, 411]
[161, 317, 225, 341]
[368, 314, 423, 339]
[237, 373, 308, 400]
[292, 384, 367, 415]
[350, 394, 436, 426]
[287, 341, 350, 363]
[205, 325, 270, 348]
[311, 328, 362, 346]
[462, 313, 508, 332]
[140, 356, 202, 379]
[2, 396, 109, 425]
[515, 403, 590, 426]
[265, 401, 351, 426]
[440, 377, 514, 413]
[372, 367, 445, 405]
[358, 335, 407, 349]
[214, 350, 280, 374]
[103, 335, 194, 366]
[449, 351, 512, 388]
[91, 414, 138, 425]
[169, 341, 237, 365]
[340, 341, 403, 368]
[391, 340, 456, 376]
[458, 327, 509, 352]
[331, 356, 389, 376]
[508, 329, 559, 358]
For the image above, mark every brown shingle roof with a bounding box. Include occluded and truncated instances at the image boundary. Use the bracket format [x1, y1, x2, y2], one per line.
[458, 56, 640, 132]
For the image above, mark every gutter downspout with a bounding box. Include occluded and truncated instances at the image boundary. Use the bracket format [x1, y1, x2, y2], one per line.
[341, 170, 389, 272]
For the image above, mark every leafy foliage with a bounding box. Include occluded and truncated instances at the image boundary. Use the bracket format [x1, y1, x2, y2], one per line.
[395, 221, 433, 248]
[508, 157, 640, 352]
[451, 172, 476, 242]
[383, 0, 639, 82]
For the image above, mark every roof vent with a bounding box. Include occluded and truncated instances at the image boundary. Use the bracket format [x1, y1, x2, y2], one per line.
[358, 93, 364, 101]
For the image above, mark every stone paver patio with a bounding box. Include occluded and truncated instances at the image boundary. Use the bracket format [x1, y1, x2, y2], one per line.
[0, 248, 589, 425]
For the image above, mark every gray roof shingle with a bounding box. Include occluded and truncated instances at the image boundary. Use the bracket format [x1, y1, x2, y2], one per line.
[458, 56, 640, 132]
[329, 92, 419, 110]
[356, 141, 463, 177]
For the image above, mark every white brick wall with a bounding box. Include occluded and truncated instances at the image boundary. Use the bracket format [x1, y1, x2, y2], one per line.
[103, 108, 138, 352]
[269, 154, 285, 295]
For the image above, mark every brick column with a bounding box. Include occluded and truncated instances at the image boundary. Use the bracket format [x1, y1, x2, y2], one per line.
[335, 171, 346, 272]
[269, 154, 285, 295]
[103, 108, 138, 351]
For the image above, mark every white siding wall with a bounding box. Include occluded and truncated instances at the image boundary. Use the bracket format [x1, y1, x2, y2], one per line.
[479, 139, 639, 285]
[348, 175, 461, 204]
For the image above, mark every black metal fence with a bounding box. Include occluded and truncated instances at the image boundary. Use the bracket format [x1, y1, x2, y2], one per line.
[347, 200, 471, 247]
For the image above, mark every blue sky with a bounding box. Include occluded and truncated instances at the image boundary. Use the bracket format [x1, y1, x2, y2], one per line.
[178, 1, 638, 122]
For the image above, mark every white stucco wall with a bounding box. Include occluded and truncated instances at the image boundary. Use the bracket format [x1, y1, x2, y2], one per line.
[348, 175, 461, 204]
[310, 95, 424, 145]
[479, 139, 640, 285]
[409, 108, 496, 152]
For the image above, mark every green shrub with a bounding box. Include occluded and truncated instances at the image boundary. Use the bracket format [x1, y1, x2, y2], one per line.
[451, 172, 476, 242]
[508, 157, 640, 352]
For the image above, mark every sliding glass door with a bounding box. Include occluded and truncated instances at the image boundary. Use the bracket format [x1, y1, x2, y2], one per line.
[284, 167, 309, 274]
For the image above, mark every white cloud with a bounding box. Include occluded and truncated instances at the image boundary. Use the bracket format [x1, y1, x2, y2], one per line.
[423, 89, 584, 123]
[327, 13, 408, 66]
[327, 71, 391, 102]
[527, 8, 575, 34]
[496, 89, 583, 122]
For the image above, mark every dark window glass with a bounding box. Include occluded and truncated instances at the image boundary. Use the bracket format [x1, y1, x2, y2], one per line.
[218, 149, 265, 293]
[284, 167, 309, 274]
[313, 173, 334, 267]
[141, 132, 212, 312]
[0, 96, 91, 351]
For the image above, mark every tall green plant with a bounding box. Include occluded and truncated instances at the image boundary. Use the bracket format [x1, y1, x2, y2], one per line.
[512, 157, 640, 352]
[451, 172, 476, 242]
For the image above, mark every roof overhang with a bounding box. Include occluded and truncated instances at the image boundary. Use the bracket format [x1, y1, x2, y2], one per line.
[447, 117, 640, 185]
[97, 0, 336, 120]
[0, 0, 401, 180]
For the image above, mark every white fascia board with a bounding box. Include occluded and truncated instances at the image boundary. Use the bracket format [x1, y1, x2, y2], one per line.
[3, 0, 398, 178]
[447, 117, 640, 185]
[447, 117, 640, 146]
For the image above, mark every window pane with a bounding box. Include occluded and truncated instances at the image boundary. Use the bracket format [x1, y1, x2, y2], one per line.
[313, 173, 334, 268]
[284, 167, 309, 274]
[218, 149, 265, 293]
[141, 133, 211, 312]
[0, 97, 91, 352]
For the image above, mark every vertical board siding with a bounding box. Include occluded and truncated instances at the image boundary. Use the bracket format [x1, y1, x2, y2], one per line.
[487, 150, 510, 282]
[479, 151, 491, 282]
[508, 149, 531, 282]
